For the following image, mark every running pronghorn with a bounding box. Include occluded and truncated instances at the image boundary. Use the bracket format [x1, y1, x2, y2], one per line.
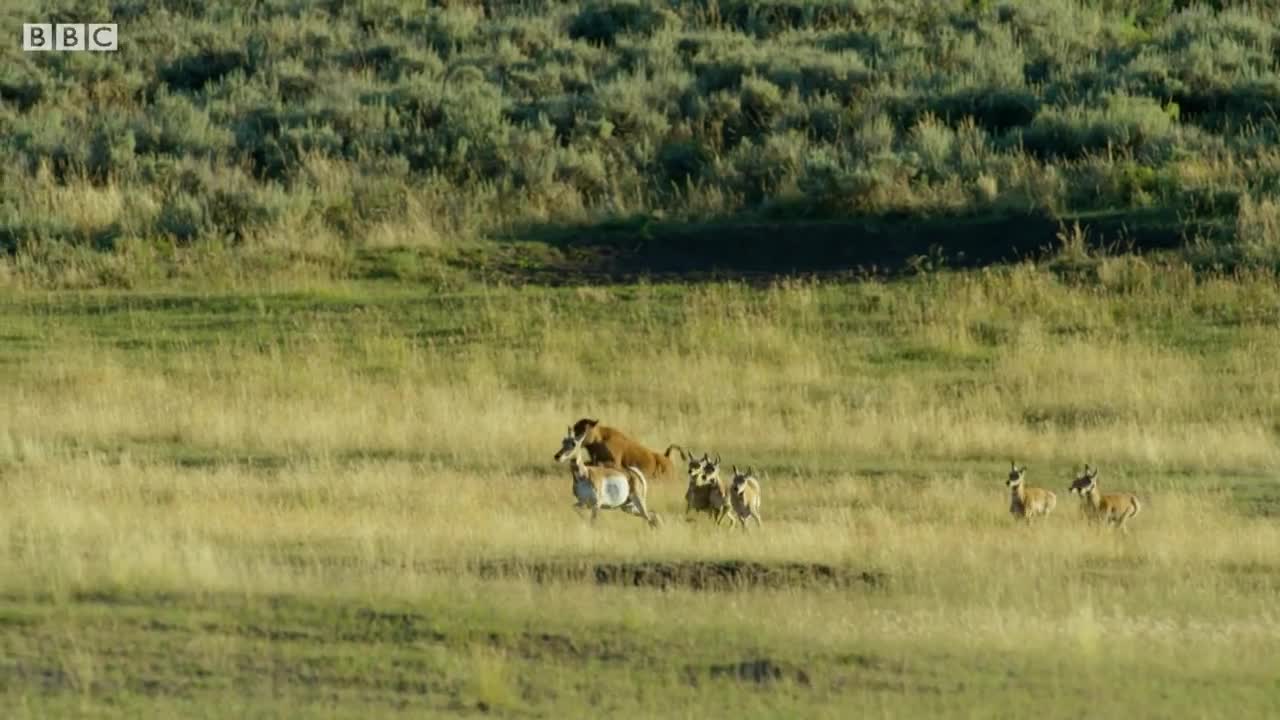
[554, 427, 661, 528]
[1069, 464, 1141, 533]
[696, 455, 736, 527]
[1006, 461, 1057, 524]
[727, 465, 763, 530]
[683, 451, 721, 520]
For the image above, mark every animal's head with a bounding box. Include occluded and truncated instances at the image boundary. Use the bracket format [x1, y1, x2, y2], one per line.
[1006, 461, 1026, 489]
[731, 465, 757, 490]
[554, 426, 586, 463]
[1070, 464, 1099, 495]
[571, 417, 601, 441]
[701, 453, 722, 484]
[686, 452, 707, 485]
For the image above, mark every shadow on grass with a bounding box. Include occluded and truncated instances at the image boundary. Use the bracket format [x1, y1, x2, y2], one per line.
[471, 206, 1206, 286]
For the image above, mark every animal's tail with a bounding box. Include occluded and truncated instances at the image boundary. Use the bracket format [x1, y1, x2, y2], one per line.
[1129, 495, 1142, 520]
[626, 465, 659, 527]
[625, 465, 649, 499]
[664, 444, 688, 461]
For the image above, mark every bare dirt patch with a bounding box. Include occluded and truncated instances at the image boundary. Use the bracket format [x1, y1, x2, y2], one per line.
[471, 558, 887, 592]
[685, 657, 813, 687]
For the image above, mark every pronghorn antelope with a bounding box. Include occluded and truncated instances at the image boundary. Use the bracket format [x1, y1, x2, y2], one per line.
[683, 451, 719, 519]
[686, 448, 727, 520]
[1069, 464, 1141, 533]
[567, 418, 686, 482]
[728, 465, 763, 530]
[1006, 461, 1056, 524]
[685, 451, 708, 483]
[554, 427, 661, 528]
[696, 455, 736, 527]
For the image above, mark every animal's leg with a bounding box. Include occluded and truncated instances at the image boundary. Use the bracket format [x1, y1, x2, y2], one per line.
[623, 499, 647, 519]
[629, 493, 657, 528]
[713, 506, 731, 527]
[723, 508, 740, 529]
[753, 510, 763, 528]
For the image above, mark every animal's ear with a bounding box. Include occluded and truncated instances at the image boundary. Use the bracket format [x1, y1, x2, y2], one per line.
[732, 464, 739, 475]
[587, 418, 598, 426]
[1010, 460, 1016, 470]
[714, 453, 721, 465]
[747, 466, 754, 476]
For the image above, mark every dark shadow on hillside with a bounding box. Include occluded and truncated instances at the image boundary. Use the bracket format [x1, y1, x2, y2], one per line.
[476, 207, 1209, 285]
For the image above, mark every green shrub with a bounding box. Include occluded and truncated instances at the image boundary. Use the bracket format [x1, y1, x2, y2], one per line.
[569, 3, 678, 48]
[157, 193, 207, 243]
[87, 118, 137, 182]
[905, 114, 956, 181]
[1019, 94, 1178, 160]
[658, 133, 716, 186]
[134, 90, 233, 157]
[160, 48, 251, 91]
[5, 0, 1280, 281]
[738, 75, 785, 131]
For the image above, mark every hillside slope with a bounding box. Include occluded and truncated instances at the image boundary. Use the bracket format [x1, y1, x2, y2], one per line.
[2, 0, 1279, 285]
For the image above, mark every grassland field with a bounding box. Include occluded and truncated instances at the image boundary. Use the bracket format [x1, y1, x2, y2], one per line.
[3, 258, 1280, 718]
[5, 0, 1280, 716]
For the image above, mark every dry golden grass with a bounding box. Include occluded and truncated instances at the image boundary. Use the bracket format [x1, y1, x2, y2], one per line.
[1, 268, 1279, 715]
[2, 451, 1277, 698]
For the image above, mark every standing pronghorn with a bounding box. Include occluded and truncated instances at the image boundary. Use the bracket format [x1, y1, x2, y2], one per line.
[1006, 461, 1056, 524]
[1069, 464, 1141, 533]
[728, 465, 763, 530]
[554, 427, 661, 528]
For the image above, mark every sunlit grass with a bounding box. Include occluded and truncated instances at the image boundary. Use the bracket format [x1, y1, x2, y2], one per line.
[1, 266, 1279, 714]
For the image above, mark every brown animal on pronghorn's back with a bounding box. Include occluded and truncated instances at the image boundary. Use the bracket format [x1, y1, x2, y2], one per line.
[567, 418, 684, 482]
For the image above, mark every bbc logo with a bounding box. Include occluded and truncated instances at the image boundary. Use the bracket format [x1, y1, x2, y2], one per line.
[23, 24, 118, 52]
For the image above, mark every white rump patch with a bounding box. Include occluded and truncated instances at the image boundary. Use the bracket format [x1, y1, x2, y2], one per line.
[600, 475, 630, 508]
[574, 474, 632, 509]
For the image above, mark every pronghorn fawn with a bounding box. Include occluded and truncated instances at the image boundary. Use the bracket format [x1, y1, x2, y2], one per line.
[683, 451, 720, 520]
[1069, 464, 1141, 533]
[1006, 461, 1056, 525]
[695, 455, 736, 527]
[728, 465, 763, 530]
[568, 418, 686, 482]
[554, 427, 661, 528]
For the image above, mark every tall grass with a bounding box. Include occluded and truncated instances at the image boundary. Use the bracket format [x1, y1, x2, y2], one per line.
[3, 270, 1279, 713]
[4, 266, 1278, 472]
